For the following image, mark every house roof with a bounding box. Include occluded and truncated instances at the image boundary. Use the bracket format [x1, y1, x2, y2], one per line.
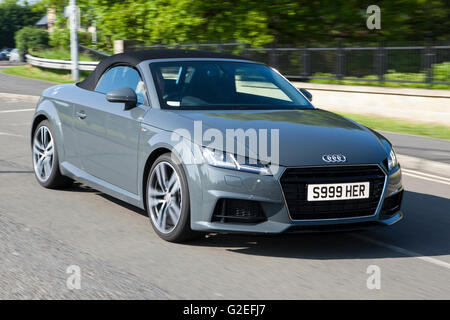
[36, 15, 48, 26]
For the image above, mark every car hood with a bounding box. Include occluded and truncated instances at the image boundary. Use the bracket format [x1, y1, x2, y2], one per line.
[166, 109, 389, 167]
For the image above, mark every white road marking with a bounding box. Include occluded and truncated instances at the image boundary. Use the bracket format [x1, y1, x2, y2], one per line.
[5, 122, 30, 126]
[403, 173, 450, 186]
[353, 234, 450, 270]
[0, 132, 24, 137]
[0, 92, 40, 103]
[402, 168, 450, 186]
[402, 168, 450, 182]
[0, 108, 35, 113]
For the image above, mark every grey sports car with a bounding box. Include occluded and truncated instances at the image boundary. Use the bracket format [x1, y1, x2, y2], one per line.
[31, 50, 403, 242]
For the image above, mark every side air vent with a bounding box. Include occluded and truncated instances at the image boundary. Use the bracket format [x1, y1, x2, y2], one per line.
[380, 190, 403, 218]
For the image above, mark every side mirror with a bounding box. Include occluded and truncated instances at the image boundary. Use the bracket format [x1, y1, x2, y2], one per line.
[299, 88, 312, 102]
[106, 87, 137, 110]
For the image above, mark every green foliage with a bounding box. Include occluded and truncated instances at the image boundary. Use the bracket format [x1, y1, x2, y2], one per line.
[0, 0, 43, 48]
[73, 0, 449, 48]
[309, 62, 450, 89]
[49, 16, 70, 48]
[49, 27, 70, 48]
[33, 0, 450, 50]
[49, 15, 93, 49]
[15, 26, 49, 53]
[78, 31, 93, 46]
[433, 62, 450, 83]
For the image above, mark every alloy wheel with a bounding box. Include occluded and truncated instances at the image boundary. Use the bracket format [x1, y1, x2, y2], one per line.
[33, 126, 54, 183]
[148, 161, 183, 234]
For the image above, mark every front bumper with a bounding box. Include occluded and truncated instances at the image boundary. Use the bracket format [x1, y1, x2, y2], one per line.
[187, 162, 403, 234]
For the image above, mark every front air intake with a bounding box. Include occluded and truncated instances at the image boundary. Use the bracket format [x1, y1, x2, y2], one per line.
[380, 190, 403, 218]
[212, 199, 266, 223]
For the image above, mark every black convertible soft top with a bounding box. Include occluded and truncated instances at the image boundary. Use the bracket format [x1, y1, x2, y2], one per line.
[77, 49, 249, 91]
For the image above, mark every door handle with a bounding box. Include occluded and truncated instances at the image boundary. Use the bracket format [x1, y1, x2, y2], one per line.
[76, 111, 86, 120]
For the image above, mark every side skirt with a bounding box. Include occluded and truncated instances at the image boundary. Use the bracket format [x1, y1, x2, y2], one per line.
[60, 161, 145, 210]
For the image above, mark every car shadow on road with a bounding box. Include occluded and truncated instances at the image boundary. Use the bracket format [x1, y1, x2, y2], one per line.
[100, 193, 148, 216]
[58, 183, 450, 260]
[187, 190, 450, 260]
[63, 182, 98, 193]
[62, 182, 148, 216]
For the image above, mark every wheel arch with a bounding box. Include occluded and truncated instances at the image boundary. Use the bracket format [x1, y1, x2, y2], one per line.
[31, 98, 66, 162]
[138, 128, 204, 226]
[142, 147, 172, 210]
[30, 114, 49, 146]
[141, 143, 203, 216]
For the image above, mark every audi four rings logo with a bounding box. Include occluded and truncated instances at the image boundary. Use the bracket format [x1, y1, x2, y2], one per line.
[322, 154, 347, 163]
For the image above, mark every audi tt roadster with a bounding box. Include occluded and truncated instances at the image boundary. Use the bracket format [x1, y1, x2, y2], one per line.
[31, 49, 403, 242]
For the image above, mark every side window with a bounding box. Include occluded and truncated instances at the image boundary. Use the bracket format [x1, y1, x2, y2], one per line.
[95, 66, 147, 105]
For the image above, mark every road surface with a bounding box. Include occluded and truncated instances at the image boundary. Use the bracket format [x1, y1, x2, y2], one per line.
[0, 72, 449, 299]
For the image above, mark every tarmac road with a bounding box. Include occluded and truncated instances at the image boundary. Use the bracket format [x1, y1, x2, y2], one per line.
[0, 73, 449, 299]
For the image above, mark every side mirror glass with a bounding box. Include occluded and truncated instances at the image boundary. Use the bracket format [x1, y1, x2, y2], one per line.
[106, 87, 137, 110]
[299, 88, 312, 102]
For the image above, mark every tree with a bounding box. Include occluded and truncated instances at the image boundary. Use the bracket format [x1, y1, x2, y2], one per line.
[31, 0, 450, 49]
[0, 0, 43, 48]
[15, 26, 49, 53]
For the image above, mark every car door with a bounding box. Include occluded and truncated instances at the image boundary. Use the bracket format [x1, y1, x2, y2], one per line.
[73, 65, 148, 194]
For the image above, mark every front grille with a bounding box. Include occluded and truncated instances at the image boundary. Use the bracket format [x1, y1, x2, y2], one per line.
[280, 165, 386, 220]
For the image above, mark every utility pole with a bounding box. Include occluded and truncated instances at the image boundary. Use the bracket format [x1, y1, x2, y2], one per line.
[68, 0, 79, 81]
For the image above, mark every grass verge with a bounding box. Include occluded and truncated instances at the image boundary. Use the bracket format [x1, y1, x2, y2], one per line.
[1, 65, 88, 83]
[310, 63, 450, 90]
[339, 112, 450, 140]
[30, 48, 95, 62]
[311, 78, 450, 90]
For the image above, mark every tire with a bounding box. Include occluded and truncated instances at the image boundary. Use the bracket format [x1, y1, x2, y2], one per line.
[32, 120, 73, 189]
[146, 153, 201, 242]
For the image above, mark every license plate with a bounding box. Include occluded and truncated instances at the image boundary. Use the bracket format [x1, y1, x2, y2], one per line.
[307, 182, 370, 201]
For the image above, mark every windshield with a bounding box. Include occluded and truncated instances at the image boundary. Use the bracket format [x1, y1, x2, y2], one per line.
[150, 61, 313, 110]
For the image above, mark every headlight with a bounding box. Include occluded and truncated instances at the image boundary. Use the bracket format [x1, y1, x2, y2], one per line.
[202, 147, 271, 175]
[388, 148, 398, 171]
